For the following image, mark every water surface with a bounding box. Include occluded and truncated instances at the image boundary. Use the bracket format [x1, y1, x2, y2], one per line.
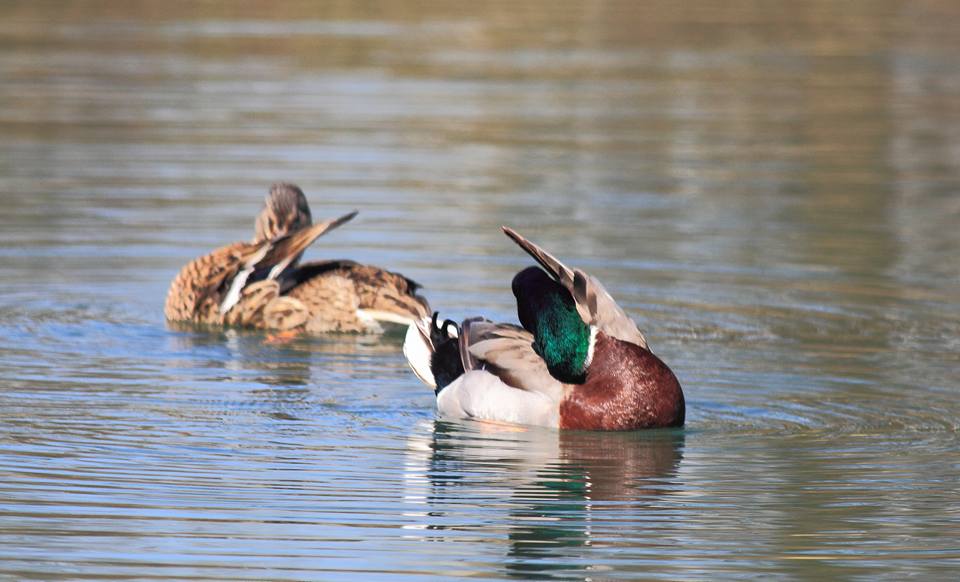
[1, 1, 959, 579]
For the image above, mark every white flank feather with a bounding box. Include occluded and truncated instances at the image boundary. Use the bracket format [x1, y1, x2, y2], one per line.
[357, 309, 416, 327]
[437, 371, 559, 428]
[219, 245, 271, 315]
[355, 309, 385, 334]
[403, 318, 436, 388]
[267, 260, 289, 281]
[219, 267, 253, 315]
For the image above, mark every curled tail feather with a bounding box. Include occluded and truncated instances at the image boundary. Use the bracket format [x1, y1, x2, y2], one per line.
[403, 313, 463, 393]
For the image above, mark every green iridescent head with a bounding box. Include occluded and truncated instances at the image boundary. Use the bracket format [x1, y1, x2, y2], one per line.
[513, 267, 592, 384]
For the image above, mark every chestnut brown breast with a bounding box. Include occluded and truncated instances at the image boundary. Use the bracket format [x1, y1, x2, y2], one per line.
[559, 332, 685, 430]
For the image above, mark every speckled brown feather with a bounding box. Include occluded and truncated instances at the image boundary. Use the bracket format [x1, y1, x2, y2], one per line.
[223, 280, 282, 328]
[164, 241, 262, 325]
[253, 183, 312, 244]
[164, 212, 355, 324]
[165, 182, 426, 334]
[263, 296, 310, 331]
[166, 183, 328, 326]
[285, 272, 365, 333]
[286, 260, 431, 331]
[340, 262, 431, 321]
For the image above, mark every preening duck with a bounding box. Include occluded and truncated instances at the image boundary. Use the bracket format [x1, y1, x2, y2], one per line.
[403, 227, 684, 430]
[164, 183, 430, 333]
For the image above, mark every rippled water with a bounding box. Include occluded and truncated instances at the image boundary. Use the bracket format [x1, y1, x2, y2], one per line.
[1, 1, 959, 579]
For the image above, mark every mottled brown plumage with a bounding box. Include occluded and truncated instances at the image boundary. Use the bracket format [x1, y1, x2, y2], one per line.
[253, 183, 313, 244]
[284, 260, 430, 332]
[164, 183, 430, 334]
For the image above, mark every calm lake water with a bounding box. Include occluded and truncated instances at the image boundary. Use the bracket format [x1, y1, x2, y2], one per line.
[1, 1, 959, 579]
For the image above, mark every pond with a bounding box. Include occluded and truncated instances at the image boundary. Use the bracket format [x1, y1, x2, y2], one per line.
[0, 1, 958, 579]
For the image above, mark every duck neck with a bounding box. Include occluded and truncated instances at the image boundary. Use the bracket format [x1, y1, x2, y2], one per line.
[513, 266, 594, 384]
[533, 291, 593, 384]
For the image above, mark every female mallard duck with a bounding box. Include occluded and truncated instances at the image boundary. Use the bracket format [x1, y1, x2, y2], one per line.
[164, 183, 430, 333]
[403, 227, 684, 430]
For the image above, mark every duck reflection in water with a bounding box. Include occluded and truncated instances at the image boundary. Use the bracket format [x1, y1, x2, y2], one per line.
[403, 420, 684, 574]
[165, 326, 405, 421]
[167, 326, 404, 384]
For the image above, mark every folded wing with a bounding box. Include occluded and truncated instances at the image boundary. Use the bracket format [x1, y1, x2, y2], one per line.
[218, 211, 357, 315]
[459, 318, 565, 403]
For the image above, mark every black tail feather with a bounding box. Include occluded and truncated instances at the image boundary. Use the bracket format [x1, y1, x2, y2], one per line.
[429, 312, 465, 394]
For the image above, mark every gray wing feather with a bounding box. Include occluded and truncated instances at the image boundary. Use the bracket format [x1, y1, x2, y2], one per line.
[460, 319, 565, 401]
[502, 227, 648, 349]
[459, 317, 484, 372]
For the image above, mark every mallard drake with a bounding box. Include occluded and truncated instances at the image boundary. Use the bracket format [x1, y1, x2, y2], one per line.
[164, 183, 430, 333]
[403, 227, 684, 430]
